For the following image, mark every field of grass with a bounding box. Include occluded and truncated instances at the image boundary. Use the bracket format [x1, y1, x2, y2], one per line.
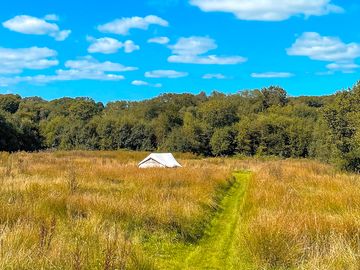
[0, 151, 243, 269]
[1, 151, 360, 269]
[242, 160, 360, 270]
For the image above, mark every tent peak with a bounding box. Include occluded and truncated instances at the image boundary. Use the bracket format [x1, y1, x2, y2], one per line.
[138, 153, 182, 168]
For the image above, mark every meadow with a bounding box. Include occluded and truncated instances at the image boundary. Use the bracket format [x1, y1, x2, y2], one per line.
[243, 160, 360, 270]
[0, 151, 360, 269]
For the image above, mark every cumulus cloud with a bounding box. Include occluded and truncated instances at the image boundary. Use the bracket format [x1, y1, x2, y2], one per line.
[87, 37, 123, 54]
[0, 47, 58, 74]
[168, 36, 246, 65]
[40, 69, 125, 83]
[202, 73, 226, 79]
[287, 32, 360, 62]
[44, 14, 59, 21]
[0, 71, 125, 86]
[0, 56, 137, 86]
[145, 70, 188, 78]
[189, 0, 343, 21]
[123, 40, 140, 53]
[131, 80, 162, 87]
[3, 15, 71, 41]
[98, 15, 168, 35]
[326, 63, 359, 73]
[65, 56, 137, 72]
[148, 36, 170, 44]
[87, 37, 140, 54]
[131, 80, 149, 86]
[251, 72, 294, 78]
[287, 32, 360, 73]
[170, 36, 215, 55]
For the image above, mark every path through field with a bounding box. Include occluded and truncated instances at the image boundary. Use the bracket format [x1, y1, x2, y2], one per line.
[180, 171, 253, 269]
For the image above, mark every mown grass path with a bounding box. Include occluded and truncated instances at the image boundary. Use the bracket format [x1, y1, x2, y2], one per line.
[180, 171, 252, 270]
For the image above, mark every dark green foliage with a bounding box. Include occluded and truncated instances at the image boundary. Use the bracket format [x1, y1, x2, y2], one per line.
[210, 127, 236, 156]
[261, 86, 288, 109]
[323, 82, 360, 172]
[1, 82, 360, 172]
[0, 111, 19, 151]
[198, 93, 239, 129]
[0, 94, 21, 113]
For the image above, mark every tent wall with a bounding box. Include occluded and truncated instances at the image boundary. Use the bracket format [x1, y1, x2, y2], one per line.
[138, 159, 166, 169]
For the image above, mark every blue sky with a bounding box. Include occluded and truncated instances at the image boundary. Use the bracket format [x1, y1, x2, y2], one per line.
[0, 0, 359, 102]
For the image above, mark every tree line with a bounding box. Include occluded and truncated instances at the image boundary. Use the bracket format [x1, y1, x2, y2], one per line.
[1, 82, 359, 172]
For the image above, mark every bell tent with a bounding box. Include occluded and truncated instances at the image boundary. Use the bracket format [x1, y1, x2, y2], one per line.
[138, 153, 182, 168]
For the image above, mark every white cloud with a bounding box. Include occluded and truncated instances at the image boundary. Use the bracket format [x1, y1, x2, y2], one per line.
[132, 80, 149, 86]
[145, 70, 188, 78]
[87, 37, 140, 54]
[123, 40, 140, 53]
[131, 80, 162, 87]
[87, 37, 123, 54]
[0, 71, 125, 87]
[44, 14, 59, 21]
[168, 36, 246, 65]
[0, 47, 58, 74]
[0, 77, 20, 86]
[3, 15, 71, 41]
[169, 55, 245, 65]
[170, 36, 216, 55]
[0, 56, 137, 86]
[39, 69, 125, 83]
[98, 15, 168, 35]
[65, 56, 137, 72]
[326, 62, 359, 73]
[202, 73, 226, 79]
[148, 36, 170, 44]
[287, 32, 360, 73]
[189, 0, 343, 21]
[251, 72, 294, 78]
[287, 32, 360, 62]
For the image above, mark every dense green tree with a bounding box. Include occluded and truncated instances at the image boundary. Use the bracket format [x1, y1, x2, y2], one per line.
[0, 94, 21, 113]
[210, 127, 236, 156]
[236, 117, 261, 156]
[324, 82, 360, 172]
[96, 117, 119, 150]
[261, 86, 288, 109]
[0, 111, 19, 151]
[18, 119, 43, 151]
[0, 83, 359, 172]
[126, 123, 157, 151]
[198, 94, 239, 129]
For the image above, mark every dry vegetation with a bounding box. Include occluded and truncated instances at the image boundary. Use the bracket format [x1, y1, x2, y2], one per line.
[0, 151, 240, 269]
[243, 160, 360, 270]
[1, 151, 360, 269]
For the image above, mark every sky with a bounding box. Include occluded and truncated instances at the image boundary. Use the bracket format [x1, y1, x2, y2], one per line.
[0, 0, 359, 102]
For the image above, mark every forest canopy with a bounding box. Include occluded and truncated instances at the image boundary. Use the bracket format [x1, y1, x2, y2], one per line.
[1, 82, 360, 172]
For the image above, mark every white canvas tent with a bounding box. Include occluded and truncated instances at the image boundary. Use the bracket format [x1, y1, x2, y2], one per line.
[138, 153, 182, 168]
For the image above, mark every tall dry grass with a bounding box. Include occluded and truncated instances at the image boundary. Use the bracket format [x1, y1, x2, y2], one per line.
[4, 151, 355, 269]
[243, 160, 360, 270]
[0, 151, 242, 269]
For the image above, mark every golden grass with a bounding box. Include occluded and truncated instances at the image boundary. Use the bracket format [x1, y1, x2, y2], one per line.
[243, 160, 360, 270]
[2, 152, 359, 269]
[0, 151, 240, 269]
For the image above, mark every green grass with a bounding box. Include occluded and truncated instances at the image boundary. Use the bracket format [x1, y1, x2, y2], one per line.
[149, 171, 254, 270]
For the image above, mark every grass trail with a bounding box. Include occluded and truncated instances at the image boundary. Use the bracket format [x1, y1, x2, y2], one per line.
[180, 171, 252, 270]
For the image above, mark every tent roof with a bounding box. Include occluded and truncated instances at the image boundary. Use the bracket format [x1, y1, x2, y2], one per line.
[138, 153, 182, 168]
